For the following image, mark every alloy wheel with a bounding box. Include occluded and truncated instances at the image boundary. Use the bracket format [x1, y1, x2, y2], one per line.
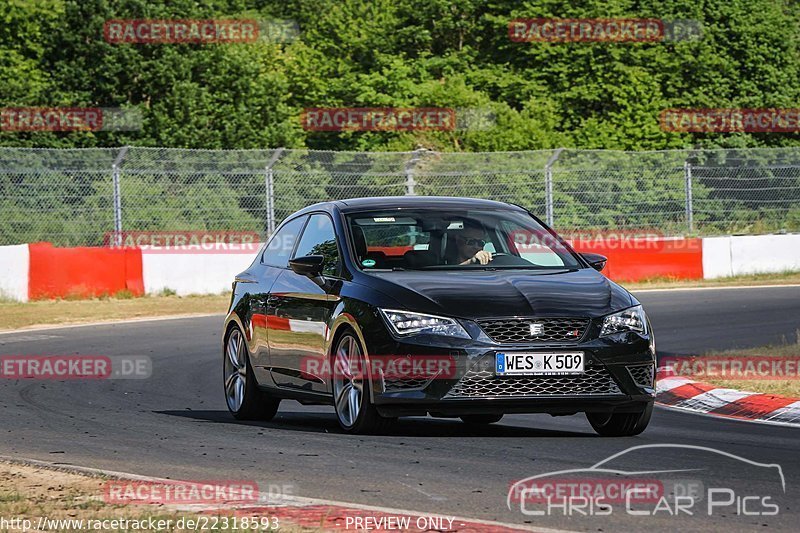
[332, 334, 365, 428]
[224, 328, 247, 412]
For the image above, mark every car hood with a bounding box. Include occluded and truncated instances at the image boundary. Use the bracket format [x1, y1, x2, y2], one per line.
[361, 268, 635, 319]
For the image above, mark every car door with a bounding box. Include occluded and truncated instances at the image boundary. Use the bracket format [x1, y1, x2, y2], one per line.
[248, 215, 307, 384]
[267, 213, 342, 393]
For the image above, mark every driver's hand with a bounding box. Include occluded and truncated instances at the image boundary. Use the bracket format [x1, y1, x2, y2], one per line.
[471, 250, 493, 265]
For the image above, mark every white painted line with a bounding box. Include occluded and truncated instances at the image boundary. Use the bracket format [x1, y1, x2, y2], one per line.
[0, 455, 568, 533]
[632, 283, 800, 293]
[0, 334, 63, 343]
[762, 401, 800, 424]
[655, 402, 800, 429]
[0, 313, 224, 336]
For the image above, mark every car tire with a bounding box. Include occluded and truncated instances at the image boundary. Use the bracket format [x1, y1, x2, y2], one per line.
[586, 402, 653, 437]
[460, 414, 503, 425]
[332, 330, 395, 434]
[224, 324, 280, 421]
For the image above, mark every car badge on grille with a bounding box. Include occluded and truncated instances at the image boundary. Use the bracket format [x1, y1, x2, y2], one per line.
[529, 323, 544, 336]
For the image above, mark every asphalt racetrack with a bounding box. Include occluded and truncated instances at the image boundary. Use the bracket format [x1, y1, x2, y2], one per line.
[1, 285, 799, 531]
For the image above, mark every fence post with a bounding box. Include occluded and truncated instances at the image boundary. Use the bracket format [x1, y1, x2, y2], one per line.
[544, 148, 565, 227]
[111, 146, 129, 246]
[265, 148, 285, 235]
[684, 160, 694, 233]
[404, 148, 426, 195]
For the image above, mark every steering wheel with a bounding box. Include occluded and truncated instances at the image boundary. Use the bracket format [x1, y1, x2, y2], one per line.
[488, 251, 532, 267]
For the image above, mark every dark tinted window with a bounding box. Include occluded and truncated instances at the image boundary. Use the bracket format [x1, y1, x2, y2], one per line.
[293, 214, 339, 276]
[262, 216, 306, 267]
[346, 209, 580, 270]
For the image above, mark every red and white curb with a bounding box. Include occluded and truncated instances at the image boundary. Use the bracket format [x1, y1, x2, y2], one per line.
[1, 456, 567, 533]
[182, 500, 563, 533]
[656, 374, 800, 427]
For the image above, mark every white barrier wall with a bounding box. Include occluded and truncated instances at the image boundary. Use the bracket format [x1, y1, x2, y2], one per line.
[0, 244, 29, 302]
[2, 235, 799, 300]
[729, 234, 800, 276]
[142, 252, 258, 296]
[703, 234, 800, 278]
[702, 237, 734, 278]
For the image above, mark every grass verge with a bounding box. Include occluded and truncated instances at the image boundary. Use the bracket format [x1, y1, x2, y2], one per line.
[0, 461, 309, 532]
[663, 339, 800, 398]
[623, 270, 800, 290]
[0, 294, 230, 331]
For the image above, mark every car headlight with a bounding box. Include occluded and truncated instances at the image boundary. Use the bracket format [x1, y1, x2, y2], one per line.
[600, 305, 647, 337]
[379, 309, 470, 339]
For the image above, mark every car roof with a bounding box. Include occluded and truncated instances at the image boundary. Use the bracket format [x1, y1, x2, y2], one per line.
[295, 196, 523, 215]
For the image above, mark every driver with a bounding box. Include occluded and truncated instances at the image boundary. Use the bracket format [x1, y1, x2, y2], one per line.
[453, 221, 493, 265]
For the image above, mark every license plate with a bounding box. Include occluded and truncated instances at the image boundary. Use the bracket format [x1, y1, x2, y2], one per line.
[495, 352, 584, 376]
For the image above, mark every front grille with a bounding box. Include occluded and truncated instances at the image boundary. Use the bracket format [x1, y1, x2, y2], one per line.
[627, 364, 655, 388]
[477, 317, 590, 344]
[444, 365, 622, 399]
[383, 377, 430, 392]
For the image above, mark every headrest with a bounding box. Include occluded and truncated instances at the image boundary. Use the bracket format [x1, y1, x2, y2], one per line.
[351, 225, 367, 258]
[403, 249, 437, 268]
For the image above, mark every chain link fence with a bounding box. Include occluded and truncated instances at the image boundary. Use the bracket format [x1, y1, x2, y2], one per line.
[1, 147, 799, 246]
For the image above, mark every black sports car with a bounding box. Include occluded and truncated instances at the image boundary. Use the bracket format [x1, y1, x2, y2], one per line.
[222, 196, 656, 436]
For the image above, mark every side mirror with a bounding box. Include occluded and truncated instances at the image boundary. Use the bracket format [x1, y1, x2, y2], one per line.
[289, 255, 324, 277]
[581, 252, 607, 272]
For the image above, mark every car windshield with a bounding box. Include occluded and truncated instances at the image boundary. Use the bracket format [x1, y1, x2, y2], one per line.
[346, 208, 582, 271]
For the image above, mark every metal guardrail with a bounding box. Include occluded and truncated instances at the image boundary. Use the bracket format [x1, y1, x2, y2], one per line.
[1, 147, 799, 246]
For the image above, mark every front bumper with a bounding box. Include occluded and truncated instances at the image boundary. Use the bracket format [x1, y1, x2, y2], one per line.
[365, 318, 656, 417]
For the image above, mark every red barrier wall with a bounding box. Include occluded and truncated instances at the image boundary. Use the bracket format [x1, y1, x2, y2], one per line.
[570, 238, 703, 281]
[367, 245, 413, 256]
[370, 240, 702, 281]
[266, 315, 291, 330]
[28, 242, 144, 300]
[23, 236, 703, 300]
[251, 313, 267, 330]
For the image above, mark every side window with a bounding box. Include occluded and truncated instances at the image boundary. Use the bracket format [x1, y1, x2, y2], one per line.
[262, 216, 307, 267]
[293, 214, 340, 276]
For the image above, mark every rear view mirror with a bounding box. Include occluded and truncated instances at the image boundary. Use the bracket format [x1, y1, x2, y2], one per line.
[289, 255, 324, 277]
[581, 252, 607, 272]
